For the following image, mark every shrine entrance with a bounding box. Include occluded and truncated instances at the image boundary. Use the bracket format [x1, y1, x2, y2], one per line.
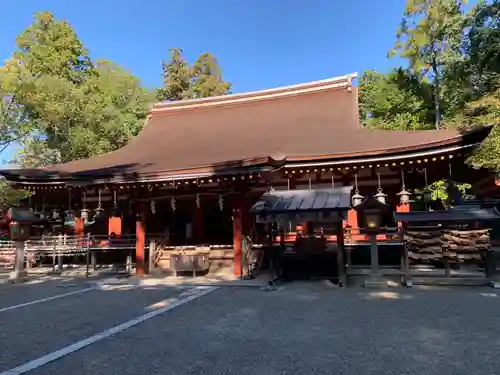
[249, 187, 352, 285]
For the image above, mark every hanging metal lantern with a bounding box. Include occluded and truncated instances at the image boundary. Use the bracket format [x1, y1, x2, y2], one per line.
[352, 192, 364, 207]
[352, 173, 364, 206]
[196, 193, 200, 209]
[110, 205, 121, 217]
[422, 187, 432, 203]
[93, 188, 104, 219]
[51, 209, 60, 220]
[93, 205, 104, 220]
[80, 191, 89, 222]
[398, 168, 412, 205]
[374, 188, 387, 204]
[171, 197, 176, 212]
[373, 171, 387, 204]
[397, 188, 412, 204]
[65, 208, 75, 221]
[80, 208, 90, 222]
[218, 194, 224, 211]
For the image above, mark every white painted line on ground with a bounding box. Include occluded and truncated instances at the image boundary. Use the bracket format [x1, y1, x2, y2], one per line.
[0, 287, 96, 313]
[0, 286, 218, 375]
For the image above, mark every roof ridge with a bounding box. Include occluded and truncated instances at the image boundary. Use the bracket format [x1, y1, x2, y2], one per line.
[151, 72, 357, 114]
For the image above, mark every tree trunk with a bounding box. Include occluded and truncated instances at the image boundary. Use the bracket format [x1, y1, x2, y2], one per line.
[432, 61, 441, 130]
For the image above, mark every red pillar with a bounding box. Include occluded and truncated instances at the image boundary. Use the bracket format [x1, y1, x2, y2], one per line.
[233, 206, 243, 277]
[74, 217, 85, 237]
[396, 203, 411, 213]
[135, 207, 146, 276]
[108, 217, 122, 236]
[343, 208, 360, 240]
[396, 203, 410, 231]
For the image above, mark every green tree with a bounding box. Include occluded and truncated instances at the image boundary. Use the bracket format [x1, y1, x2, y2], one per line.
[156, 48, 191, 101]
[189, 53, 231, 98]
[157, 49, 231, 101]
[441, 1, 500, 170]
[0, 179, 31, 210]
[2, 11, 153, 167]
[358, 68, 434, 130]
[13, 11, 93, 84]
[390, 0, 467, 129]
[464, 0, 500, 97]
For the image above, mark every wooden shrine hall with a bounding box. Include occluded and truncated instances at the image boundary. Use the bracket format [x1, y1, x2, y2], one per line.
[0, 73, 492, 279]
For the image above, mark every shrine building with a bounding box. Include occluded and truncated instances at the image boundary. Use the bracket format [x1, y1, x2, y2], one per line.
[0, 73, 491, 278]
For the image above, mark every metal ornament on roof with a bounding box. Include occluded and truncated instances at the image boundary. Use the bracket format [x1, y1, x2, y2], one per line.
[218, 194, 224, 211]
[171, 197, 176, 212]
[373, 171, 387, 204]
[352, 173, 364, 207]
[398, 169, 411, 205]
[196, 193, 200, 209]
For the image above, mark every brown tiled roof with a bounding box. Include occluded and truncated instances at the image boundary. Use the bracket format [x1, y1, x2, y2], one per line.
[0, 73, 483, 182]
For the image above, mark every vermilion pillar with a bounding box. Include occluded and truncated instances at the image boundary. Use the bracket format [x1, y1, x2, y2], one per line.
[345, 209, 359, 231]
[233, 206, 243, 276]
[108, 217, 122, 236]
[135, 207, 146, 275]
[396, 203, 410, 231]
[396, 203, 411, 213]
[74, 217, 85, 237]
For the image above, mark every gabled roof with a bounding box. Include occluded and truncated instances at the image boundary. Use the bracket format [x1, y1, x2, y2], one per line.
[0, 73, 487, 184]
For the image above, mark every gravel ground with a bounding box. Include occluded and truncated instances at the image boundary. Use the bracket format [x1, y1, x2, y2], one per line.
[0, 283, 188, 372]
[0, 276, 94, 309]
[7, 283, 499, 375]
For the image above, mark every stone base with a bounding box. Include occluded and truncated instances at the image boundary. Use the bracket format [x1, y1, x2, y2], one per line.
[363, 275, 391, 288]
[489, 280, 500, 289]
[8, 270, 28, 283]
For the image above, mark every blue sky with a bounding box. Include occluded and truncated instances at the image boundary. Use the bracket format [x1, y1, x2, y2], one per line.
[0, 1, 413, 162]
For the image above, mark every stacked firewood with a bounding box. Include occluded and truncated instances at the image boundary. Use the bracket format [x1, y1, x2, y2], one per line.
[405, 231, 443, 262]
[442, 229, 490, 262]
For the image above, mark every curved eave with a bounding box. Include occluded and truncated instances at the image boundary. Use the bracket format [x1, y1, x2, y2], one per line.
[284, 129, 487, 167]
[1, 157, 279, 185]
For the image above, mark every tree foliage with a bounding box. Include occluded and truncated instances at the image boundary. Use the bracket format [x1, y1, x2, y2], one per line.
[359, 68, 434, 130]
[389, 0, 467, 129]
[0, 179, 31, 210]
[155, 48, 191, 101]
[1, 11, 153, 167]
[156, 49, 231, 101]
[361, 0, 500, 171]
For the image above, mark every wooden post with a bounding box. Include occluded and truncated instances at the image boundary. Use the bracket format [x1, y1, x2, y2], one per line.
[233, 206, 243, 277]
[344, 208, 359, 240]
[396, 203, 410, 229]
[148, 240, 156, 274]
[135, 207, 146, 276]
[108, 217, 122, 236]
[75, 217, 85, 237]
[370, 233, 379, 274]
[337, 221, 346, 285]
